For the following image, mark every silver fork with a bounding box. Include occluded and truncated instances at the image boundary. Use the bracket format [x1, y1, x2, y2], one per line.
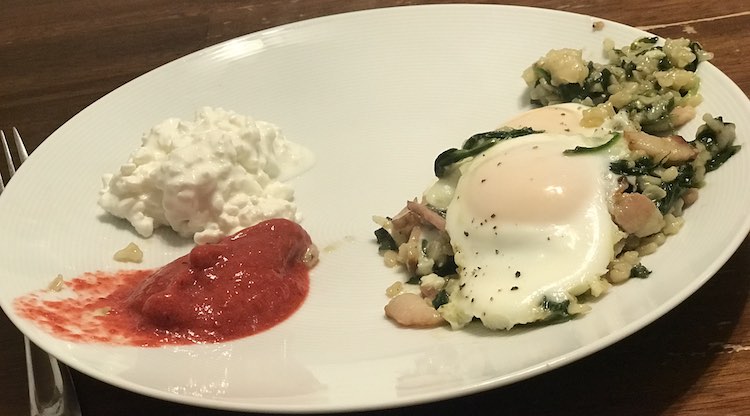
[1, 128, 82, 416]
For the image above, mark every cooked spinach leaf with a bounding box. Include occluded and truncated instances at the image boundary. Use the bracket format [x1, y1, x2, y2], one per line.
[657, 164, 695, 214]
[406, 275, 421, 285]
[705, 146, 741, 172]
[434, 127, 540, 177]
[433, 256, 457, 277]
[696, 116, 741, 172]
[557, 82, 587, 102]
[563, 133, 621, 155]
[540, 297, 573, 324]
[432, 290, 450, 309]
[630, 263, 652, 279]
[374, 227, 398, 251]
[657, 56, 673, 71]
[684, 41, 708, 72]
[610, 156, 657, 176]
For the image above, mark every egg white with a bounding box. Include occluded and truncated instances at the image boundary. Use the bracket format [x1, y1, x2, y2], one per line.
[439, 104, 628, 330]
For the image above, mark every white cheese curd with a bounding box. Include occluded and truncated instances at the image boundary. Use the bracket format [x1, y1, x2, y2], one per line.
[98, 107, 315, 244]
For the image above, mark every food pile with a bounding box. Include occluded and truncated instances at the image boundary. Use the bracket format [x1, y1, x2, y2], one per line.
[15, 108, 320, 346]
[523, 37, 714, 134]
[98, 107, 315, 244]
[374, 37, 741, 330]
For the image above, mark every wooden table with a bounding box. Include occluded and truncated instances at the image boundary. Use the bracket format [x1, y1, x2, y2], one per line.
[1, 1, 748, 415]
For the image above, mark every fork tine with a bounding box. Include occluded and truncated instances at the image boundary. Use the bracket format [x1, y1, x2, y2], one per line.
[13, 128, 28, 162]
[1, 128, 28, 194]
[0, 134, 4, 194]
[1, 130, 14, 178]
[0, 131, 10, 194]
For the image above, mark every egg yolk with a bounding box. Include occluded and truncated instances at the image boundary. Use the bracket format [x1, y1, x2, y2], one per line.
[463, 137, 598, 225]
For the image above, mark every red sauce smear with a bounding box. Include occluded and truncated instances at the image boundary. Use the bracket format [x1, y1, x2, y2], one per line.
[14, 219, 318, 346]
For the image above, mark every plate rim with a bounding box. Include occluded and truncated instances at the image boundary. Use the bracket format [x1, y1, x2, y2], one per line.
[1, 3, 749, 413]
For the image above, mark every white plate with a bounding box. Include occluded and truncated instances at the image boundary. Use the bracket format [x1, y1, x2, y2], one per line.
[1, 4, 749, 413]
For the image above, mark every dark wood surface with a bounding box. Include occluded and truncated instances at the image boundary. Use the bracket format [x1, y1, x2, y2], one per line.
[1, 1, 749, 415]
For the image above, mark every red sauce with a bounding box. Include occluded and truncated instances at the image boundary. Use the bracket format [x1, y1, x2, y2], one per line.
[14, 219, 317, 346]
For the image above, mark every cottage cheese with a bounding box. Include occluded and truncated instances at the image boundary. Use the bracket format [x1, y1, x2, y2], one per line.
[98, 107, 314, 244]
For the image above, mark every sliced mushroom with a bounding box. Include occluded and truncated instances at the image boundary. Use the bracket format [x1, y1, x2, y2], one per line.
[611, 192, 665, 237]
[384, 293, 445, 328]
[406, 199, 446, 231]
[624, 129, 698, 164]
[669, 106, 696, 129]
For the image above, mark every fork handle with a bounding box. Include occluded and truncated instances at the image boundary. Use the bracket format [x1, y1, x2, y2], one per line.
[24, 337, 82, 416]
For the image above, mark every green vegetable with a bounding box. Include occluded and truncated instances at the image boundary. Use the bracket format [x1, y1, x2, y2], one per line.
[525, 36, 712, 136]
[539, 297, 573, 324]
[611, 156, 696, 215]
[705, 146, 740, 172]
[610, 156, 656, 176]
[537, 63, 614, 106]
[657, 56, 673, 71]
[563, 133, 621, 155]
[534, 67, 552, 83]
[586, 67, 614, 104]
[630, 37, 659, 57]
[610, 154, 696, 215]
[557, 82, 587, 102]
[623, 61, 637, 79]
[609, 152, 696, 214]
[639, 97, 676, 134]
[406, 275, 421, 285]
[433, 256, 457, 277]
[374, 227, 397, 251]
[684, 41, 708, 72]
[432, 290, 450, 309]
[695, 116, 741, 172]
[657, 164, 695, 214]
[433, 127, 540, 177]
[630, 263, 652, 279]
[528, 66, 554, 105]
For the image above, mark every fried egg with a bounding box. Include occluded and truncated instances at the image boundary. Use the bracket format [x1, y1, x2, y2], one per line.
[441, 104, 627, 330]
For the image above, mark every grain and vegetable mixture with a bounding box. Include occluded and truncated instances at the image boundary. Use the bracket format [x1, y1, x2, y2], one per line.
[374, 37, 741, 330]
